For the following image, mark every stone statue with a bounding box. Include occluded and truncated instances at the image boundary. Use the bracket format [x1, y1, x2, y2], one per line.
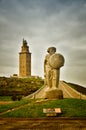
[44, 47, 64, 89]
[44, 47, 65, 99]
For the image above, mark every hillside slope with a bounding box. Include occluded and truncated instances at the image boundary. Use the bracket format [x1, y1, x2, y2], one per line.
[59, 81, 86, 99]
[25, 81, 86, 99]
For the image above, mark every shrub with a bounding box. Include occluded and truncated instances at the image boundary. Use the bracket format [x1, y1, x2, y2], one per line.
[17, 95, 22, 101]
[11, 95, 17, 101]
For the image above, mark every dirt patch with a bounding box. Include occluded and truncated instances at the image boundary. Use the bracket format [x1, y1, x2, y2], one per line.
[0, 102, 12, 105]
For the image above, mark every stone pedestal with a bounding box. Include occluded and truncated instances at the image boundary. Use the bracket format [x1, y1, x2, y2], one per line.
[44, 88, 63, 99]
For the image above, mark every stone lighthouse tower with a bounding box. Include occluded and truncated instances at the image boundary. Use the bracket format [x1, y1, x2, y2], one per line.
[19, 39, 31, 77]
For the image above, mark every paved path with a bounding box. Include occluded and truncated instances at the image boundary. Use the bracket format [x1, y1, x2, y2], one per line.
[59, 81, 86, 99]
[0, 117, 86, 130]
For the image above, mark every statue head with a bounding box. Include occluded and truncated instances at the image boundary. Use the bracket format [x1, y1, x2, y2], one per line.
[47, 47, 56, 55]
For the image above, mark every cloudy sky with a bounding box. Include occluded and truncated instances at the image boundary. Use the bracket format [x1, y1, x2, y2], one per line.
[0, 0, 86, 87]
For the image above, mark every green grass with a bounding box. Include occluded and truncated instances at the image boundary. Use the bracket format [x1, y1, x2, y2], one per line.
[0, 77, 44, 96]
[0, 98, 86, 118]
[0, 96, 12, 101]
[0, 99, 33, 113]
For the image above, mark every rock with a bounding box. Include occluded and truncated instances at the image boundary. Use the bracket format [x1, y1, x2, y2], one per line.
[44, 88, 63, 99]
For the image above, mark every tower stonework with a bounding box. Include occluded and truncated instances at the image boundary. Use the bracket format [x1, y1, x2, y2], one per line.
[19, 39, 31, 77]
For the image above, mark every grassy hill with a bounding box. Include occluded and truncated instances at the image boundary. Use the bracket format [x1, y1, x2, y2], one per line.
[0, 77, 86, 102]
[0, 77, 44, 97]
[0, 78, 86, 118]
[0, 98, 86, 118]
[64, 81, 86, 95]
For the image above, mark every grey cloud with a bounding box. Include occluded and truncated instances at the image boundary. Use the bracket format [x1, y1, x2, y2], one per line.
[0, 0, 86, 86]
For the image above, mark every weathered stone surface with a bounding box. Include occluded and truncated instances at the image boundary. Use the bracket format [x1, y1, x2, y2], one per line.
[19, 39, 31, 78]
[49, 53, 65, 69]
[43, 47, 64, 99]
[44, 47, 65, 89]
[44, 88, 63, 99]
